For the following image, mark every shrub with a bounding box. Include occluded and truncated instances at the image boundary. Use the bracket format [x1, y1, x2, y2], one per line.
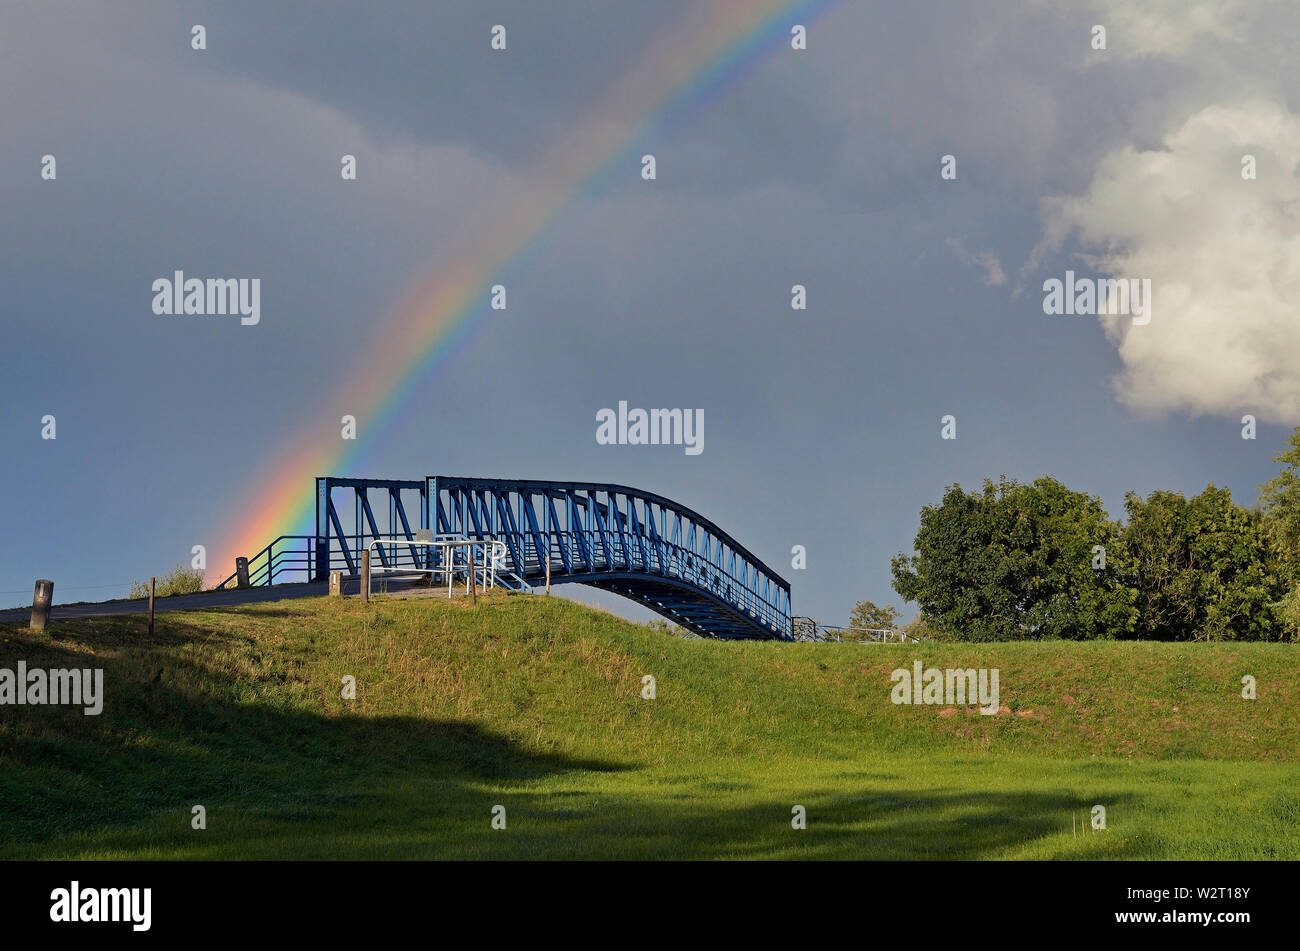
[891, 476, 1137, 641]
[1119, 485, 1287, 641]
[129, 563, 206, 599]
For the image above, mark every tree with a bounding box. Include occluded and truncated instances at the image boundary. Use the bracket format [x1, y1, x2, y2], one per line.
[1259, 426, 1300, 577]
[1119, 485, 1285, 641]
[891, 476, 1137, 641]
[1258, 427, 1300, 640]
[1269, 585, 1300, 642]
[847, 599, 900, 634]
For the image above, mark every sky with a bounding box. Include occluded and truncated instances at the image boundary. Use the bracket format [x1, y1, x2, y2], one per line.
[2, 0, 1298, 625]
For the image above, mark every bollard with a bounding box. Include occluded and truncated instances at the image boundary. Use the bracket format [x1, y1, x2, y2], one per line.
[469, 545, 477, 605]
[360, 550, 370, 604]
[30, 579, 53, 632]
[235, 556, 251, 589]
[329, 570, 342, 597]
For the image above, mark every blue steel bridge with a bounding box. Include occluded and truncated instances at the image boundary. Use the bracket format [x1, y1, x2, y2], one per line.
[218, 477, 794, 640]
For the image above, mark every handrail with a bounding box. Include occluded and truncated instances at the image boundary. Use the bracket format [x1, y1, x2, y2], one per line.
[520, 530, 787, 632]
[791, 617, 918, 643]
[428, 476, 791, 588]
[217, 527, 788, 637]
[364, 536, 507, 599]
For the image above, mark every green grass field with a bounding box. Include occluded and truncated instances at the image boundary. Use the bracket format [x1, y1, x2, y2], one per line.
[2, 592, 1297, 859]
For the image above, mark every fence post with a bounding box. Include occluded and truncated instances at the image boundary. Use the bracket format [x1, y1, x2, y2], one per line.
[30, 579, 53, 632]
[235, 557, 250, 589]
[469, 544, 477, 605]
[360, 549, 370, 604]
[148, 577, 155, 636]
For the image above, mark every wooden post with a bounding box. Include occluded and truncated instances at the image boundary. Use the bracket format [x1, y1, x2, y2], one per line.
[148, 577, 155, 636]
[235, 556, 251, 589]
[360, 550, 370, 604]
[469, 544, 477, 605]
[545, 550, 551, 595]
[29, 579, 53, 632]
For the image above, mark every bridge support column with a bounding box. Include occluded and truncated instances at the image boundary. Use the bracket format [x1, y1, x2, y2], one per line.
[314, 477, 330, 582]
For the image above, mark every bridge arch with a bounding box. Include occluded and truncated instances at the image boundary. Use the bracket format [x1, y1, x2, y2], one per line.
[426, 477, 792, 640]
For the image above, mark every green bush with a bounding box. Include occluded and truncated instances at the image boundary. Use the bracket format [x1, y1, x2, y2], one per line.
[887, 425, 1300, 641]
[1270, 584, 1300, 641]
[890, 476, 1137, 641]
[129, 563, 206, 599]
[1118, 485, 1287, 641]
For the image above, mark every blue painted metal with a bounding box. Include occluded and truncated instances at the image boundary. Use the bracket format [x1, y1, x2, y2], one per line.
[427, 477, 791, 640]
[220, 476, 792, 641]
[219, 532, 423, 590]
[311, 477, 425, 581]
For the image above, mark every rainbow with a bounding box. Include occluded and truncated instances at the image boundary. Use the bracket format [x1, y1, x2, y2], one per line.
[215, 0, 839, 576]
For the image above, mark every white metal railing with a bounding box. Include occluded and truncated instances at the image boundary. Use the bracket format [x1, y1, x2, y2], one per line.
[831, 625, 919, 643]
[789, 620, 920, 643]
[365, 536, 508, 600]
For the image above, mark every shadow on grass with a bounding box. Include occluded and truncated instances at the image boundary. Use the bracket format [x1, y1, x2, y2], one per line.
[415, 784, 1147, 860]
[0, 619, 623, 855]
[2, 619, 1138, 859]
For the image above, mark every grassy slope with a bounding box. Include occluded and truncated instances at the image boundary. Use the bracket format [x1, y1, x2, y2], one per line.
[1, 592, 1297, 859]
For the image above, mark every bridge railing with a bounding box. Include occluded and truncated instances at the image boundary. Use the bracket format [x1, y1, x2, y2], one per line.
[216, 533, 438, 590]
[426, 477, 793, 638]
[220, 477, 791, 639]
[827, 625, 919, 643]
[791, 618, 918, 643]
[216, 528, 788, 634]
[501, 529, 788, 635]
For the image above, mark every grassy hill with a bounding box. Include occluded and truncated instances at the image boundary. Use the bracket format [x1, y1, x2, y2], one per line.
[2, 591, 1297, 859]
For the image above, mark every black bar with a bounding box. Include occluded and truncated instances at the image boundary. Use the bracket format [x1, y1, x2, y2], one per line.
[0, 861, 1282, 939]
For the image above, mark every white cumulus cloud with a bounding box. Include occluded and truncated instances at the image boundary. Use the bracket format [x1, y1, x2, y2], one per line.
[1040, 100, 1300, 422]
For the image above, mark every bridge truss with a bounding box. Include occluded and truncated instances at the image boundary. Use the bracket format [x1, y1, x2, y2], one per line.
[219, 476, 793, 640]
